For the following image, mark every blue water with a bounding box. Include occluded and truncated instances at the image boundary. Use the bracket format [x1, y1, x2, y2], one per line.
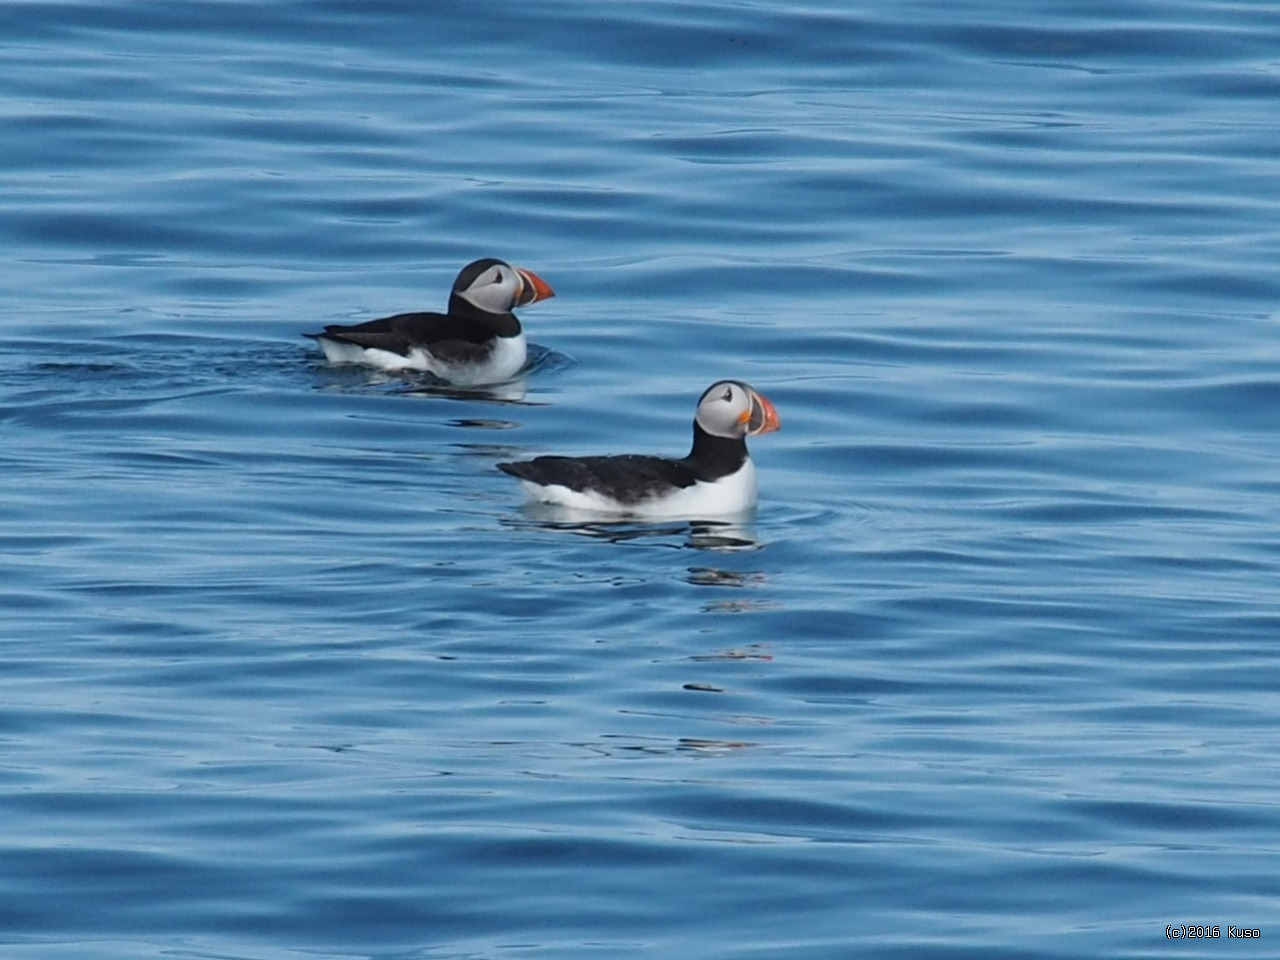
[3, 1, 1280, 957]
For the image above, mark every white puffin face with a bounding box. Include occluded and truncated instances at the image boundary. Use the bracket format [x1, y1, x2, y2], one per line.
[451, 258, 555, 315]
[453, 260, 524, 314]
[694, 380, 781, 439]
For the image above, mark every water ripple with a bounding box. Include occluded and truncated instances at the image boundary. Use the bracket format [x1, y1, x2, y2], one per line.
[3, 1, 1280, 958]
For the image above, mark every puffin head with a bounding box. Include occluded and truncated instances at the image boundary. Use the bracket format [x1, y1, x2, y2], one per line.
[452, 258, 555, 315]
[695, 380, 781, 439]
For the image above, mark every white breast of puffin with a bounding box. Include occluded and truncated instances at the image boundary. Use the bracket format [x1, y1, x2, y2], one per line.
[426, 332, 526, 386]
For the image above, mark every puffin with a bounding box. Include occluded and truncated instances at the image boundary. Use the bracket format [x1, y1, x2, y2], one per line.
[498, 380, 780, 518]
[306, 258, 554, 385]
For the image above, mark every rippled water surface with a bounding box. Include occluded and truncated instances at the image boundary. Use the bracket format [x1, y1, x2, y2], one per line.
[3, 2, 1280, 958]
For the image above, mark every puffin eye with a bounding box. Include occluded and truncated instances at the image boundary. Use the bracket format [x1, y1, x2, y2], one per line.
[722, 387, 733, 402]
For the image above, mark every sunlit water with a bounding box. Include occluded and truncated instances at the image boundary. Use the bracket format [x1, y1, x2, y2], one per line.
[2, 2, 1279, 958]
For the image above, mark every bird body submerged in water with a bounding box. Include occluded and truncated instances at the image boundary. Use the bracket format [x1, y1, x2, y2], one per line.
[498, 380, 780, 518]
[306, 257, 554, 385]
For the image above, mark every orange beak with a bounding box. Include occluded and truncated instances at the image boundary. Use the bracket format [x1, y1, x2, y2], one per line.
[740, 389, 781, 435]
[515, 267, 555, 307]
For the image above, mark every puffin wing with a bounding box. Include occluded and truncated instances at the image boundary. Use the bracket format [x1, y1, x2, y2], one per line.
[311, 312, 491, 358]
[498, 454, 698, 506]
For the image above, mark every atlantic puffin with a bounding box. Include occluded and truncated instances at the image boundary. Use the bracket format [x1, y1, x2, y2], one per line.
[498, 380, 780, 518]
[306, 258, 554, 385]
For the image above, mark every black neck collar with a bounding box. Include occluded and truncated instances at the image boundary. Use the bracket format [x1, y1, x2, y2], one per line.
[447, 293, 521, 337]
[684, 421, 749, 481]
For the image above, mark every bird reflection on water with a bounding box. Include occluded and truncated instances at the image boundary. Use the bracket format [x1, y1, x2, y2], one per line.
[501, 506, 761, 552]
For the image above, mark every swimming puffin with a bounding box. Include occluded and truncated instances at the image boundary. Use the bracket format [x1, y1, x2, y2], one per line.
[498, 380, 780, 518]
[306, 258, 554, 384]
